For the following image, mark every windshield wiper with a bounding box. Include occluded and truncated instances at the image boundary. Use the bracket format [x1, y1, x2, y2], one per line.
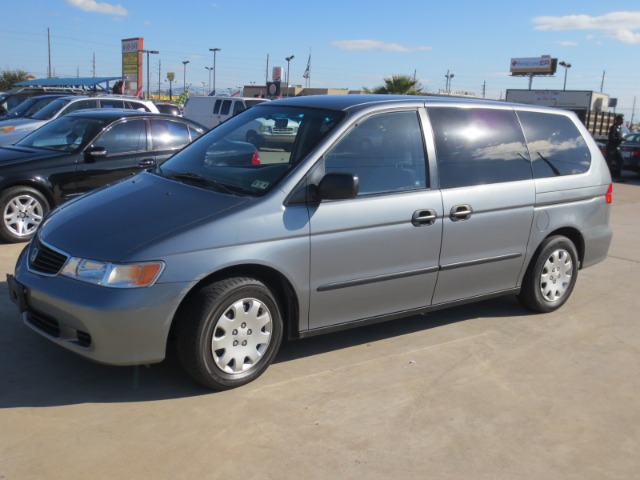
[167, 172, 236, 194]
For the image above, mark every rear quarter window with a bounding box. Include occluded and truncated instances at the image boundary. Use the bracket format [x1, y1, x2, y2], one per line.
[517, 111, 591, 178]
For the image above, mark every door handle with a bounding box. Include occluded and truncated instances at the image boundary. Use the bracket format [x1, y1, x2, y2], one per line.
[139, 158, 156, 168]
[412, 209, 437, 226]
[450, 204, 473, 221]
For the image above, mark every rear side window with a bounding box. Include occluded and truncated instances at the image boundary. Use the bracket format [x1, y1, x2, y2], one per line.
[95, 120, 146, 154]
[517, 111, 591, 178]
[150, 119, 191, 149]
[126, 101, 152, 112]
[428, 107, 531, 189]
[100, 99, 126, 109]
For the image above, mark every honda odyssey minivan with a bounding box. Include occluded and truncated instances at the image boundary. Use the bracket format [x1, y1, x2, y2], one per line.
[8, 95, 613, 390]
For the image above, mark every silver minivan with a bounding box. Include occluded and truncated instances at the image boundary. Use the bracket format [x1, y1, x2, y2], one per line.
[8, 95, 613, 390]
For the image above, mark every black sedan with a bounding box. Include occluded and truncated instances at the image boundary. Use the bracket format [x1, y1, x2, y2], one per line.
[619, 132, 640, 174]
[0, 109, 206, 242]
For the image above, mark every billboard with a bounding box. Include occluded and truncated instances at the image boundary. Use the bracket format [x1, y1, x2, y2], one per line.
[510, 56, 557, 76]
[121, 37, 143, 96]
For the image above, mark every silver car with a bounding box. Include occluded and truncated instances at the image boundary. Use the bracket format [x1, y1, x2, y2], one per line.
[8, 95, 613, 390]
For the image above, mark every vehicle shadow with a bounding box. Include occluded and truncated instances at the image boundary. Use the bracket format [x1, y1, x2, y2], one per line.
[0, 279, 528, 409]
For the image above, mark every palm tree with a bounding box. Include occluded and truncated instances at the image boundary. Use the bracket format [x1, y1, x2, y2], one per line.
[366, 74, 423, 95]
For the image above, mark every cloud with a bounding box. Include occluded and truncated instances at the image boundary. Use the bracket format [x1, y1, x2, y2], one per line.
[66, 0, 127, 16]
[332, 39, 431, 52]
[532, 11, 640, 44]
[557, 40, 578, 46]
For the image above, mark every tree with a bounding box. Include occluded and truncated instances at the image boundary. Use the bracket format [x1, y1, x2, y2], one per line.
[0, 69, 30, 91]
[365, 74, 423, 95]
[111, 80, 124, 94]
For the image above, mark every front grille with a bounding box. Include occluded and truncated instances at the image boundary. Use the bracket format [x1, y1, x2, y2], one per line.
[273, 127, 294, 134]
[28, 238, 69, 275]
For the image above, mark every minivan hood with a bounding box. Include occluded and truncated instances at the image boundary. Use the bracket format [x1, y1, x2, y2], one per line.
[40, 172, 250, 260]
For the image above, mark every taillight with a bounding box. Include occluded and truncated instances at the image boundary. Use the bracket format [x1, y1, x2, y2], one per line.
[632, 151, 640, 158]
[251, 151, 261, 165]
[606, 183, 613, 204]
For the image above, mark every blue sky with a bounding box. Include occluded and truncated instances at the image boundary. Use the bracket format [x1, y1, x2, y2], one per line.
[2, 0, 640, 120]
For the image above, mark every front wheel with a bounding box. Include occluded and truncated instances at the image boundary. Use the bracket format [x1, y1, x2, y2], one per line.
[0, 186, 50, 243]
[518, 236, 579, 313]
[175, 277, 283, 390]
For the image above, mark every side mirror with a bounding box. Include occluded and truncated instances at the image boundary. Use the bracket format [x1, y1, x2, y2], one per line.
[84, 146, 107, 163]
[317, 172, 359, 200]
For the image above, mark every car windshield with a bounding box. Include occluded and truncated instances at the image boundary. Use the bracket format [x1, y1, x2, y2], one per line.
[30, 98, 74, 120]
[3, 96, 59, 119]
[157, 104, 344, 196]
[16, 115, 108, 152]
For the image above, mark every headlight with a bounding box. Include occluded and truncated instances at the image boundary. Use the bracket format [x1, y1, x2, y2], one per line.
[61, 258, 164, 288]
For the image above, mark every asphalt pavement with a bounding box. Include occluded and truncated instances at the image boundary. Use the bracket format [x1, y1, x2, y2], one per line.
[1, 173, 639, 480]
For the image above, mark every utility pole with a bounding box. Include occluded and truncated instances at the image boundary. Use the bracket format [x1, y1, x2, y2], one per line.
[47, 28, 52, 78]
[92, 53, 96, 77]
[158, 58, 161, 98]
[600, 70, 605, 93]
[482, 81, 486, 98]
[631, 96, 637, 126]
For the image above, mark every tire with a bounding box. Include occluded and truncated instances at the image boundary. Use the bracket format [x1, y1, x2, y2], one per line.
[518, 235, 579, 313]
[175, 277, 283, 390]
[0, 186, 50, 243]
[246, 131, 263, 149]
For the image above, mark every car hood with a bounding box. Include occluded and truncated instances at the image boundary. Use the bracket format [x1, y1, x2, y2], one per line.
[0, 145, 67, 164]
[0, 117, 44, 132]
[40, 172, 250, 261]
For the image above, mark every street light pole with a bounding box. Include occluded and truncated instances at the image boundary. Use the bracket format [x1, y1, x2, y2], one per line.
[559, 61, 572, 91]
[205, 66, 212, 93]
[445, 70, 454, 94]
[182, 60, 190, 92]
[285, 55, 294, 97]
[140, 49, 159, 100]
[209, 48, 221, 95]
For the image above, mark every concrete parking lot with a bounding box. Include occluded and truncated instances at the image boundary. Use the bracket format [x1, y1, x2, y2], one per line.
[1, 174, 639, 480]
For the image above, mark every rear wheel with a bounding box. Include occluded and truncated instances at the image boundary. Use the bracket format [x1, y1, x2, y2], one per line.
[0, 186, 50, 243]
[175, 277, 283, 390]
[518, 236, 578, 313]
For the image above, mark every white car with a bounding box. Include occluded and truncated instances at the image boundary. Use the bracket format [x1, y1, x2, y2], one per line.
[233, 116, 299, 150]
[0, 95, 159, 146]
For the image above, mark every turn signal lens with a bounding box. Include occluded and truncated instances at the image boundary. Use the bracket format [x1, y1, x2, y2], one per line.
[606, 183, 613, 204]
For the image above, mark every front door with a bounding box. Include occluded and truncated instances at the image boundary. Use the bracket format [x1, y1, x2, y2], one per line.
[307, 110, 443, 330]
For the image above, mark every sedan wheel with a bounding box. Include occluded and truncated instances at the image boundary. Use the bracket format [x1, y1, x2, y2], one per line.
[0, 187, 50, 243]
[175, 277, 283, 390]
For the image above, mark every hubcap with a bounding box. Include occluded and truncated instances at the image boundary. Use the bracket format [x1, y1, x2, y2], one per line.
[211, 297, 273, 374]
[540, 248, 573, 302]
[4, 194, 44, 238]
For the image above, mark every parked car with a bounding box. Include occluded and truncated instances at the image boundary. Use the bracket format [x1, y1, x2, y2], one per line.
[230, 115, 299, 150]
[183, 96, 268, 128]
[0, 95, 159, 146]
[154, 102, 182, 116]
[619, 132, 640, 173]
[8, 95, 613, 390]
[0, 86, 85, 116]
[0, 109, 205, 242]
[0, 94, 67, 120]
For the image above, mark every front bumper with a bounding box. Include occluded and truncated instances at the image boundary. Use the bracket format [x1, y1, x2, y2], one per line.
[9, 248, 194, 366]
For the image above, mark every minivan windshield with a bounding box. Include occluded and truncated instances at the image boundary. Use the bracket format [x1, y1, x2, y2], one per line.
[157, 105, 344, 196]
